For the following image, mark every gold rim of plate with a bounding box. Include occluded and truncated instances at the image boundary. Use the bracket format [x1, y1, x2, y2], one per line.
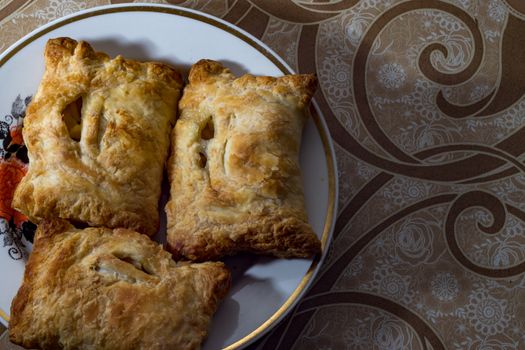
[0, 4, 337, 349]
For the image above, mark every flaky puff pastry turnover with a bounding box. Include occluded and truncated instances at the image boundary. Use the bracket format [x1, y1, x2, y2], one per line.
[166, 59, 322, 261]
[9, 219, 231, 350]
[12, 38, 183, 236]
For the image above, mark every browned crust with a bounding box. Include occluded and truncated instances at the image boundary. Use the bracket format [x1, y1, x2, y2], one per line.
[9, 219, 74, 347]
[188, 59, 231, 83]
[189, 59, 317, 107]
[167, 216, 321, 262]
[166, 59, 321, 261]
[45, 37, 182, 85]
[12, 38, 183, 236]
[9, 219, 231, 349]
[44, 37, 90, 66]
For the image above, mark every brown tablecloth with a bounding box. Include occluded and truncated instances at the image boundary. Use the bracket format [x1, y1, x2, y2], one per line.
[3, 0, 525, 349]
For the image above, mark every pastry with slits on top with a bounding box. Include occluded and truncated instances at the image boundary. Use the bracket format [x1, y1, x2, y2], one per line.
[165, 59, 321, 261]
[12, 37, 183, 236]
[9, 219, 230, 350]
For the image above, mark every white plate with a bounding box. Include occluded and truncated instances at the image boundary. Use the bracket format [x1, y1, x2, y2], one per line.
[0, 4, 337, 349]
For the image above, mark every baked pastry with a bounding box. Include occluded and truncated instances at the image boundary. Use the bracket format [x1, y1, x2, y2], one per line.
[166, 59, 321, 261]
[12, 37, 183, 236]
[9, 219, 230, 350]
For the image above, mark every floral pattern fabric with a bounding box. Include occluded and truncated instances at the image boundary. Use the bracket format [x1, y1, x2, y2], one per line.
[2, 0, 525, 349]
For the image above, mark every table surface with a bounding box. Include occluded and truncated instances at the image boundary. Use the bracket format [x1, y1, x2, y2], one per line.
[2, 0, 525, 349]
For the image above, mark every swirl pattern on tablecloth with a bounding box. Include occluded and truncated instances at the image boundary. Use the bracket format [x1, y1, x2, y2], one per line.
[2, 0, 525, 349]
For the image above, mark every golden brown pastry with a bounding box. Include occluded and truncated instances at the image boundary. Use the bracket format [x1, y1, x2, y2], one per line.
[166, 59, 321, 261]
[12, 38, 183, 236]
[9, 219, 230, 350]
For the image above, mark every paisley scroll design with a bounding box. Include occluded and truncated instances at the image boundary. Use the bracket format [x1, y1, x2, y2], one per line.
[311, 194, 458, 295]
[262, 292, 446, 350]
[416, 3, 484, 87]
[314, 77, 525, 183]
[298, 0, 361, 13]
[353, 0, 484, 163]
[504, 0, 525, 20]
[445, 190, 525, 277]
[236, 6, 269, 39]
[0, 0, 33, 23]
[436, 14, 525, 119]
[259, 194, 457, 349]
[298, 292, 446, 350]
[3, 1, 525, 348]
[222, 1, 251, 23]
[301, 5, 525, 184]
[248, 0, 346, 24]
[334, 140, 525, 246]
